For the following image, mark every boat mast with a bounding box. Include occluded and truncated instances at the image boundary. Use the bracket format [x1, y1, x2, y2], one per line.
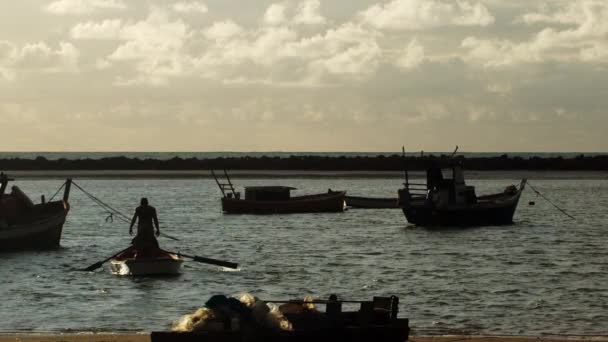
[63, 178, 73, 202]
[402, 146, 409, 189]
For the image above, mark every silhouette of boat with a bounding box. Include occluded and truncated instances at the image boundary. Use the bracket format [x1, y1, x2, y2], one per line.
[152, 295, 409, 342]
[110, 248, 184, 276]
[398, 162, 526, 226]
[0, 173, 72, 251]
[212, 170, 346, 214]
[345, 195, 399, 209]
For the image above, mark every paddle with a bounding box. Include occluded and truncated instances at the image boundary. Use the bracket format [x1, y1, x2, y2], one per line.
[159, 232, 180, 241]
[82, 246, 133, 272]
[162, 250, 238, 269]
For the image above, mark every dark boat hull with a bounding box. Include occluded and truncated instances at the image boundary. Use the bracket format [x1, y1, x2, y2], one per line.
[151, 321, 409, 342]
[398, 184, 524, 226]
[221, 191, 346, 214]
[0, 201, 69, 251]
[345, 196, 399, 209]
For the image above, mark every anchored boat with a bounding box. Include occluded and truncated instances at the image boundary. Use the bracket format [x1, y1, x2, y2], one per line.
[398, 162, 526, 226]
[110, 248, 184, 276]
[0, 173, 72, 251]
[212, 170, 346, 214]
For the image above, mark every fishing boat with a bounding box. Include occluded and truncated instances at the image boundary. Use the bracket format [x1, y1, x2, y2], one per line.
[152, 294, 409, 342]
[398, 161, 526, 226]
[345, 195, 399, 209]
[212, 170, 346, 214]
[110, 248, 184, 276]
[0, 173, 72, 251]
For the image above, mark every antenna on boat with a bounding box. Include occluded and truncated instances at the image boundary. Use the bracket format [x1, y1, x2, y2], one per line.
[402, 146, 409, 188]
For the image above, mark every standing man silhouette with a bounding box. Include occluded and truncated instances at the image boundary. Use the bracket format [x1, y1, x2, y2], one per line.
[129, 197, 160, 252]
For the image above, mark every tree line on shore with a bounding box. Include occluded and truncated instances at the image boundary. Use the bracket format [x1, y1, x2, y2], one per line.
[1, 154, 607, 171]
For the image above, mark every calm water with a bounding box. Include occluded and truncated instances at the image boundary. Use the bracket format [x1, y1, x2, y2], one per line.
[0, 176, 606, 335]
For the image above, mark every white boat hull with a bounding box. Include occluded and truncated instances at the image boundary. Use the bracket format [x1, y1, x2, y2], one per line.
[110, 256, 184, 276]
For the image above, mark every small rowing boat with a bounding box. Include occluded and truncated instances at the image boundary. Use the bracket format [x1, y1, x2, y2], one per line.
[110, 248, 184, 276]
[345, 195, 399, 209]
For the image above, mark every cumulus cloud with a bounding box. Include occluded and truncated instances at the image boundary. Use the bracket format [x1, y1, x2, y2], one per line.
[293, 0, 326, 25]
[359, 0, 494, 30]
[203, 20, 244, 42]
[45, 0, 126, 15]
[0, 40, 79, 78]
[462, 1, 608, 67]
[172, 1, 208, 14]
[263, 3, 287, 26]
[396, 38, 425, 69]
[70, 19, 123, 39]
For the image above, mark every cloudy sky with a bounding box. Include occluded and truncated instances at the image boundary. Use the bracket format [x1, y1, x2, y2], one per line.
[1, 0, 607, 152]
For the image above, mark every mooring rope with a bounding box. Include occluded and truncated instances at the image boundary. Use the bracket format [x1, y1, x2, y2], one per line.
[48, 181, 66, 202]
[527, 181, 575, 220]
[71, 181, 180, 241]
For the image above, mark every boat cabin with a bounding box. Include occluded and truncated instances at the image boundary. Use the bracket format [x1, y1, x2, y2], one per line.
[425, 163, 476, 206]
[243, 186, 296, 201]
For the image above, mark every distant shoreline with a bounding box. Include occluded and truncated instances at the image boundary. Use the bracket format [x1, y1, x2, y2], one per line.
[1, 155, 608, 174]
[4, 169, 608, 180]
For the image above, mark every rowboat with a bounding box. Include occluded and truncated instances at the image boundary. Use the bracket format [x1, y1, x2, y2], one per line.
[398, 161, 526, 226]
[110, 248, 184, 276]
[345, 195, 399, 209]
[212, 170, 346, 214]
[0, 173, 72, 251]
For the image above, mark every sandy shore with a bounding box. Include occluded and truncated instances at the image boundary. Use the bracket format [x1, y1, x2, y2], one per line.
[6, 169, 608, 180]
[1, 334, 607, 342]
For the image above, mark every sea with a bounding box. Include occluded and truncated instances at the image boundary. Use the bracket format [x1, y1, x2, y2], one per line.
[0, 172, 606, 336]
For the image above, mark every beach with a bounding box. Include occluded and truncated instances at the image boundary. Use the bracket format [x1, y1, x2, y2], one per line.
[1, 334, 607, 342]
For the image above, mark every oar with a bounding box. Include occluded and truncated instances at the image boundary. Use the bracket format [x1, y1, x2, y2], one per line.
[82, 246, 133, 272]
[160, 232, 180, 241]
[163, 250, 238, 269]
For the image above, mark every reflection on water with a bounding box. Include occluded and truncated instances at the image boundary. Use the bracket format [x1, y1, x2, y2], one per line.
[0, 177, 607, 334]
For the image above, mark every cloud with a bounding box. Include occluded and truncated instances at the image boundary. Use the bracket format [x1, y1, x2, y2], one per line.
[44, 0, 126, 15]
[359, 0, 494, 30]
[0, 41, 79, 78]
[462, 1, 608, 67]
[172, 1, 208, 14]
[396, 38, 425, 69]
[203, 20, 244, 42]
[263, 3, 287, 26]
[293, 0, 326, 25]
[70, 19, 123, 39]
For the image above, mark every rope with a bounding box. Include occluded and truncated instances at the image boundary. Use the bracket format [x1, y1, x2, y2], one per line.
[72, 181, 131, 224]
[48, 181, 66, 202]
[71, 181, 180, 241]
[527, 181, 575, 220]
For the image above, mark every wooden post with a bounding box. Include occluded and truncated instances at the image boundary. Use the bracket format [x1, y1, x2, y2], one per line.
[63, 178, 72, 202]
[41, 195, 46, 204]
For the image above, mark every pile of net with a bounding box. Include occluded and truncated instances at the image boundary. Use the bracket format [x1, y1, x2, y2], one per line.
[172, 293, 318, 333]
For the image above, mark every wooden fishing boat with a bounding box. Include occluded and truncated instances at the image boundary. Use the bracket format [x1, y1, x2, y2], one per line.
[212, 170, 346, 214]
[398, 162, 526, 226]
[0, 173, 72, 251]
[151, 295, 409, 342]
[110, 248, 184, 276]
[345, 195, 399, 209]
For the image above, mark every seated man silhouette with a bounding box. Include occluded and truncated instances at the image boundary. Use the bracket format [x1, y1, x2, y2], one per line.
[129, 197, 160, 257]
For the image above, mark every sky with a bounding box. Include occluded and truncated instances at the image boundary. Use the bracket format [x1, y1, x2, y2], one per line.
[0, 0, 607, 152]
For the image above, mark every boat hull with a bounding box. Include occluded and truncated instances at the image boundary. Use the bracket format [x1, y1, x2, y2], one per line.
[0, 201, 69, 251]
[221, 191, 346, 214]
[345, 196, 399, 209]
[110, 255, 184, 276]
[398, 183, 524, 227]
